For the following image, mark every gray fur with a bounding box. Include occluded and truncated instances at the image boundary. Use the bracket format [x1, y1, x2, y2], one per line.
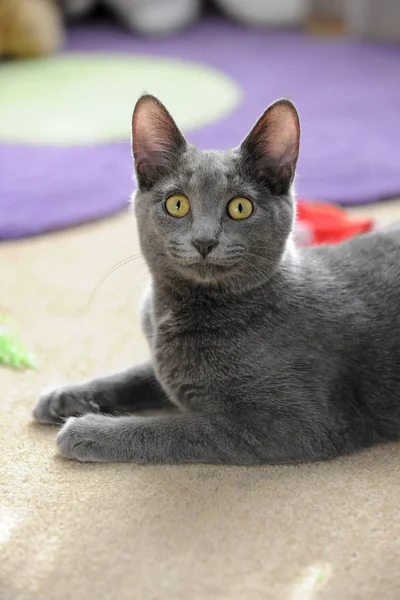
[34, 95, 400, 464]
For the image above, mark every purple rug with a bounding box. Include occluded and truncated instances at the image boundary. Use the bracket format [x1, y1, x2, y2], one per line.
[1, 18, 400, 240]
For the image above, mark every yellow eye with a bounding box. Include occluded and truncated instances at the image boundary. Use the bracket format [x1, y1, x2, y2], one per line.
[165, 195, 190, 218]
[227, 197, 253, 220]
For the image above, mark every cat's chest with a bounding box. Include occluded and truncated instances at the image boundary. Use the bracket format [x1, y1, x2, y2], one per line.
[149, 307, 233, 409]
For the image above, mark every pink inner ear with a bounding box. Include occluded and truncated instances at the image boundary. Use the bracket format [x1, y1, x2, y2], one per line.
[133, 105, 161, 162]
[132, 96, 185, 165]
[131, 95, 187, 187]
[133, 104, 165, 156]
[266, 105, 299, 166]
[246, 101, 300, 168]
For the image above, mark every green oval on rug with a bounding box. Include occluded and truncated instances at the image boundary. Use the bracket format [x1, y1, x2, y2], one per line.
[0, 54, 241, 145]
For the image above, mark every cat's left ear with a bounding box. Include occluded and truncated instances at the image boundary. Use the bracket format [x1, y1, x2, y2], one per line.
[132, 94, 187, 190]
[240, 99, 300, 194]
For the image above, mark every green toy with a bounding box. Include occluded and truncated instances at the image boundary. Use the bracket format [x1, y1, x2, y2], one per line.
[0, 315, 37, 370]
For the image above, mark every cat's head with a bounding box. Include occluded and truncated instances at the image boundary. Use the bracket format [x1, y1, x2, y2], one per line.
[132, 94, 300, 291]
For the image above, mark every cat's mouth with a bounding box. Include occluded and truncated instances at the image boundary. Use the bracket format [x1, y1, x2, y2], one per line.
[178, 258, 239, 282]
[165, 247, 243, 281]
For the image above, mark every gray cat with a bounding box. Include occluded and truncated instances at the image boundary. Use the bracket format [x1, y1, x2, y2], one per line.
[33, 94, 400, 464]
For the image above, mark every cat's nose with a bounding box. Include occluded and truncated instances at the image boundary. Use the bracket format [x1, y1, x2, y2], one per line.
[192, 238, 219, 258]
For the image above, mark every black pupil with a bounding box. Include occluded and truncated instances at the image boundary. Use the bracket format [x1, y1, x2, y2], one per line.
[176, 200, 181, 210]
[238, 203, 243, 213]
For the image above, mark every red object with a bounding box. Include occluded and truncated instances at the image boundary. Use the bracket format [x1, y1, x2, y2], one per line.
[296, 199, 374, 246]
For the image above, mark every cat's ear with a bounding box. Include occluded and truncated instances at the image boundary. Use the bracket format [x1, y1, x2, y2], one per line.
[132, 95, 187, 190]
[240, 99, 300, 194]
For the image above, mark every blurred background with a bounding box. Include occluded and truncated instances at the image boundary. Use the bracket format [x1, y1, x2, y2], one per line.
[1, 0, 400, 244]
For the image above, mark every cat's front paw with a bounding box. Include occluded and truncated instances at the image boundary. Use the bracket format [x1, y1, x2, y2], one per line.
[33, 385, 101, 425]
[56, 414, 114, 462]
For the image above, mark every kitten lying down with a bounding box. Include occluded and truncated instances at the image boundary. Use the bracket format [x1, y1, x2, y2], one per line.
[33, 95, 400, 464]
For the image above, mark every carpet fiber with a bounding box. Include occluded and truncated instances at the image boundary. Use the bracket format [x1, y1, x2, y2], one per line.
[2, 18, 400, 240]
[1, 209, 400, 600]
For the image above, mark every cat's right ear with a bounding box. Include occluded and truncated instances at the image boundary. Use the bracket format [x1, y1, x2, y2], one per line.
[132, 95, 187, 190]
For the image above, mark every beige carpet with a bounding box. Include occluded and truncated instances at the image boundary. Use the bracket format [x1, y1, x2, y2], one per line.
[2, 205, 400, 600]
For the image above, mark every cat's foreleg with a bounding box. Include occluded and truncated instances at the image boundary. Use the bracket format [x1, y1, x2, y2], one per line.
[55, 410, 333, 464]
[33, 362, 171, 424]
